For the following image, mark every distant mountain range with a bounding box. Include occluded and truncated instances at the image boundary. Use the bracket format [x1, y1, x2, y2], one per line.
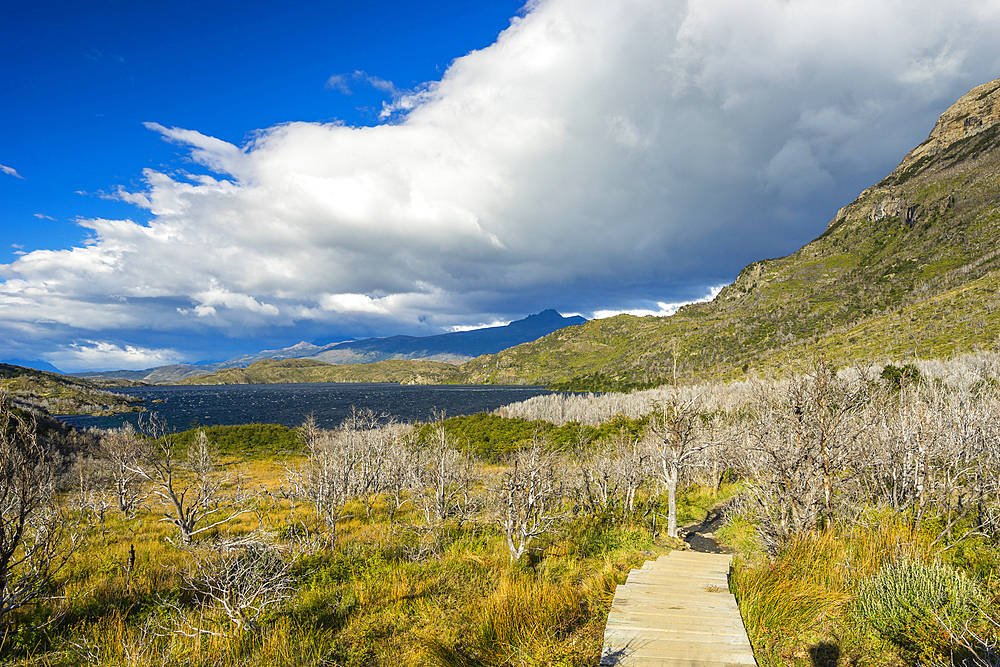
[0, 358, 65, 374]
[71, 309, 587, 384]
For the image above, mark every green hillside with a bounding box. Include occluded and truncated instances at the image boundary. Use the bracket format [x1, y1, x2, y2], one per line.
[456, 78, 1000, 386]
[0, 363, 143, 415]
[178, 357, 462, 385]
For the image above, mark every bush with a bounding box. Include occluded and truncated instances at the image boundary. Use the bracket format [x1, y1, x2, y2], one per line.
[173, 423, 301, 459]
[853, 559, 983, 657]
[880, 363, 921, 391]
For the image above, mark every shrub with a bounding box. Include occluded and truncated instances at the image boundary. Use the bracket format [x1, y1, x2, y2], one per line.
[880, 363, 921, 391]
[853, 559, 983, 657]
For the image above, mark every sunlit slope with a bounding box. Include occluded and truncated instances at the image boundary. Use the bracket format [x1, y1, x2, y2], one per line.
[0, 363, 142, 415]
[178, 358, 462, 385]
[457, 78, 1000, 386]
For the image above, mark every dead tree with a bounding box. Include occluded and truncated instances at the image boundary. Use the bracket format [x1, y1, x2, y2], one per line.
[98, 423, 150, 516]
[495, 438, 562, 563]
[644, 395, 711, 538]
[285, 414, 362, 544]
[129, 417, 250, 545]
[341, 409, 390, 521]
[0, 395, 81, 622]
[169, 540, 298, 635]
[382, 433, 418, 525]
[415, 421, 476, 527]
[742, 361, 866, 544]
[575, 431, 649, 516]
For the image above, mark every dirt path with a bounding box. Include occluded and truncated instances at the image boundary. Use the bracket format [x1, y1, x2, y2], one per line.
[680, 504, 734, 554]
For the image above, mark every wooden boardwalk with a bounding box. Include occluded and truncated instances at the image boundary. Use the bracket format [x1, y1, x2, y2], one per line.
[601, 551, 756, 666]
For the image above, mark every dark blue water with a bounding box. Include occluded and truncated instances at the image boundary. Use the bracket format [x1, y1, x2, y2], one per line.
[57, 383, 554, 432]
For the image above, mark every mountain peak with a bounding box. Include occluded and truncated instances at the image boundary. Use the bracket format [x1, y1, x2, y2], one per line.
[511, 309, 583, 327]
[898, 77, 1000, 171]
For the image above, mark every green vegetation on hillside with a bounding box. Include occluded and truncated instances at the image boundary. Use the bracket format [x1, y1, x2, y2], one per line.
[455, 80, 1000, 387]
[178, 357, 462, 385]
[0, 362, 143, 415]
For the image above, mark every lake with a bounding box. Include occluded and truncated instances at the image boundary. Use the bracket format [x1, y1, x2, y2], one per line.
[57, 383, 556, 432]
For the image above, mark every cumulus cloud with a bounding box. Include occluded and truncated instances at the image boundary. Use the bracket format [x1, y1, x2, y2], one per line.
[45, 341, 183, 372]
[3, 0, 1000, 366]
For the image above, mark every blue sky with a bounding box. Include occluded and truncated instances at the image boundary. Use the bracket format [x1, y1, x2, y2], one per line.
[1, 0, 522, 258]
[2, 0, 1000, 372]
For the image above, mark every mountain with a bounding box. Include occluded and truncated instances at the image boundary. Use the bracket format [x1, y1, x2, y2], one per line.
[455, 78, 1000, 387]
[216, 341, 329, 368]
[76, 310, 586, 384]
[308, 310, 587, 365]
[73, 363, 230, 384]
[1, 358, 64, 374]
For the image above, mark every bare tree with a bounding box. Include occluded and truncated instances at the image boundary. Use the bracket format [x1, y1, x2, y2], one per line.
[644, 395, 712, 538]
[285, 414, 362, 543]
[574, 430, 650, 516]
[0, 395, 81, 623]
[128, 417, 250, 545]
[98, 423, 149, 516]
[415, 421, 477, 527]
[342, 409, 390, 521]
[494, 438, 562, 563]
[382, 433, 417, 525]
[741, 361, 868, 546]
[168, 539, 298, 636]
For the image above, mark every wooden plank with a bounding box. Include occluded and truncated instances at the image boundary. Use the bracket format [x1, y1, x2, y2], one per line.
[601, 551, 757, 667]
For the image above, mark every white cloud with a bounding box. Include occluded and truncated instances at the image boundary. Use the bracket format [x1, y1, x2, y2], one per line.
[449, 319, 512, 332]
[319, 293, 393, 315]
[45, 341, 183, 372]
[3, 0, 1000, 362]
[592, 285, 726, 319]
[325, 70, 405, 102]
[325, 74, 352, 94]
[1, 163, 24, 179]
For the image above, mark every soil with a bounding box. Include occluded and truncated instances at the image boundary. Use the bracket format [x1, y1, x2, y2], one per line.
[680, 504, 734, 554]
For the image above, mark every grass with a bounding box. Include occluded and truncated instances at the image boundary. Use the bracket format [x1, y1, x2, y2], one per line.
[721, 510, 1000, 666]
[2, 458, 726, 667]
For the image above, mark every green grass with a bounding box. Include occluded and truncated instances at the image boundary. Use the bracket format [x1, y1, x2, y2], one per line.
[722, 510, 1000, 667]
[1, 460, 727, 667]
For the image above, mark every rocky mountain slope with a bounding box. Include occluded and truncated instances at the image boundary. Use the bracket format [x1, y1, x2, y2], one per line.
[455, 78, 1000, 386]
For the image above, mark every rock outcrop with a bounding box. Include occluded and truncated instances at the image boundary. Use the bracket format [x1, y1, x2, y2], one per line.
[898, 77, 1000, 169]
